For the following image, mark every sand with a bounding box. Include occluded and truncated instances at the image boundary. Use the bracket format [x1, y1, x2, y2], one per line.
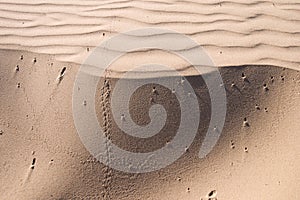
[0, 0, 299, 199]
[0, 0, 299, 70]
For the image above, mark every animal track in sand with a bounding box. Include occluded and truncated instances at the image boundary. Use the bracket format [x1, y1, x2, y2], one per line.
[57, 67, 66, 84]
[243, 117, 249, 127]
[15, 65, 19, 72]
[30, 158, 36, 169]
[207, 189, 217, 200]
[263, 84, 269, 91]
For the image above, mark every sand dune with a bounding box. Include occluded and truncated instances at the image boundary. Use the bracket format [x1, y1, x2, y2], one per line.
[0, 49, 299, 199]
[0, 0, 299, 70]
[0, 0, 299, 199]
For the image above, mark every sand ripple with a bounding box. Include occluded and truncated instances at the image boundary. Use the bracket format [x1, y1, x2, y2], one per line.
[0, 0, 299, 70]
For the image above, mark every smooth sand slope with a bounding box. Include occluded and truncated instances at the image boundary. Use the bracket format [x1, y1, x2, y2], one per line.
[0, 0, 299, 199]
[0, 49, 299, 199]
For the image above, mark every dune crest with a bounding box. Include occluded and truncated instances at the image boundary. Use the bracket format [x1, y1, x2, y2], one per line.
[0, 0, 299, 70]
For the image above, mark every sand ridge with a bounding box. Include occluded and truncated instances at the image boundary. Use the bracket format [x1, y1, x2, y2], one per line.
[0, 0, 299, 70]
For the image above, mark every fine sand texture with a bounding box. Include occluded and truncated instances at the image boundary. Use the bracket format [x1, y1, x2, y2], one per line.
[0, 0, 300, 199]
[0, 0, 299, 70]
[0, 49, 299, 199]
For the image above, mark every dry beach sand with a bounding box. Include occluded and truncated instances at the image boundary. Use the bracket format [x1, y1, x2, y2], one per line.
[0, 0, 300, 199]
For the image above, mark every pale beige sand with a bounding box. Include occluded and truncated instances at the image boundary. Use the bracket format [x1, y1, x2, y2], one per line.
[0, 0, 300, 199]
[0, 0, 299, 70]
[0, 49, 299, 199]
